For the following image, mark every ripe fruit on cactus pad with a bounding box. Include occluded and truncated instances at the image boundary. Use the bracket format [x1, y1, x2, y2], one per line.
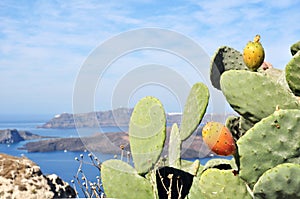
[243, 34, 265, 71]
[202, 122, 236, 156]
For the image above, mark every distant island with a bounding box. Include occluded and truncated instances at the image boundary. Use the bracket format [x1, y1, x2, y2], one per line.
[16, 108, 232, 158]
[39, 107, 229, 129]
[20, 128, 213, 159]
[0, 129, 51, 144]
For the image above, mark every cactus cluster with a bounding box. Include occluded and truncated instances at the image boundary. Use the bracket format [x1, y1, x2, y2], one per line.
[100, 36, 300, 198]
[101, 83, 210, 199]
[208, 35, 300, 198]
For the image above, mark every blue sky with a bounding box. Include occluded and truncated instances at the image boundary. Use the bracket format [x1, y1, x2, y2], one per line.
[1, 0, 300, 116]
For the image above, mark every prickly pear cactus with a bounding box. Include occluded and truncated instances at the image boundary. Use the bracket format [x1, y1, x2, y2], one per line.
[290, 41, 300, 56]
[202, 122, 236, 156]
[221, 70, 300, 123]
[129, 96, 166, 174]
[237, 116, 256, 137]
[253, 163, 300, 199]
[180, 82, 209, 141]
[210, 46, 248, 90]
[203, 158, 237, 171]
[225, 115, 256, 141]
[180, 159, 201, 176]
[100, 37, 300, 198]
[187, 177, 206, 199]
[184, 162, 205, 199]
[101, 159, 154, 199]
[243, 34, 265, 71]
[237, 109, 300, 187]
[168, 123, 181, 168]
[286, 51, 300, 96]
[225, 115, 245, 140]
[199, 168, 252, 199]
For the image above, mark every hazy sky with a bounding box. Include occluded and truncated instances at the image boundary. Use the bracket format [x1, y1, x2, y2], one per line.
[1, 0, 299, 115]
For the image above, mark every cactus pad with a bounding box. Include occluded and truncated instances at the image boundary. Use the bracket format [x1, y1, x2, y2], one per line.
[203, 158, 237, 171]
[237, 109, 300, 187]
[220, 70, 300, 123]
[187, 176, 205, 199]
[180, 159, 201, 176]
[180, 83, 209, 141]
[286, 51, 300, 96]
[199, 168, 252, 199]
[129, 96, 166, 174]
[210, 46, 248, 89]
[253, 163, 300, 199]
[290, 41, 300, 56]
[168, 123, 181, 168]
[101, 159, 154, 199]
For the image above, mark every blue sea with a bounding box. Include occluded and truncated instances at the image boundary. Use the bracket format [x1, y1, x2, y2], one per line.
[0, 115, 119, 197]
[0, 114, 228, 197]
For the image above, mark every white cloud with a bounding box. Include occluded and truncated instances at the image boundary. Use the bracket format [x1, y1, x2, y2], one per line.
[0, 0, 300, 114]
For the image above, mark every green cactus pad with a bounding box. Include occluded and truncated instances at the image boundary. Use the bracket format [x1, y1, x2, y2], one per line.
[101, 159, 154, 199]
[253, 163, 300, 199]
[180, 83, 209, 141]
[187, 175, 205, 199]
[199, 168, 252, 199]
[168, 123, 181, 168]
[220, 70, 300, 123]
[203, 158, 237, 172]
[210, 46, 248, 90]
[286, 51, 300, 96]
[290, 41, 300, 56]
[129, 96, 166, 174]
[237, 109, 300, 187]
[258, 67, 291, 90]
[186, 162, 205, 199]
[181, 159, 201, 176]
[259, 67, 283, 81]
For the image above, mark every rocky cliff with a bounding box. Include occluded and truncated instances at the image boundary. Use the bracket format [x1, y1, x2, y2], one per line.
[0, 153, 76, 198]
[39, 108, 183, 128]
[0, 129, 46, 144]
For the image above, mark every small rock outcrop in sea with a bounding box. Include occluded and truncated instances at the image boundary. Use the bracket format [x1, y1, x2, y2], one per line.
[0, 153, 76, 198]
[0, 129, 44, 144]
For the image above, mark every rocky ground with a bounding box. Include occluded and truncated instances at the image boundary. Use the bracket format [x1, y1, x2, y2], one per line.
[0, 153, 76, 198]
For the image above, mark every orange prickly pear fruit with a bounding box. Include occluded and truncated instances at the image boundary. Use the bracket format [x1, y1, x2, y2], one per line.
[202, 122, 236, 156]
[243, 34, 265, 71]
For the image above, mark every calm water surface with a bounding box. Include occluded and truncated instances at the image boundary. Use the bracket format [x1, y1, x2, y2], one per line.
[0, 114, 229, 197]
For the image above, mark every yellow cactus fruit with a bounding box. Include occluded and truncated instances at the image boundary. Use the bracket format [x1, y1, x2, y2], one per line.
[243, 34, 265, 71]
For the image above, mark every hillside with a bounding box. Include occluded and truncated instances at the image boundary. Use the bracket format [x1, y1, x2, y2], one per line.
[39, 108, 229, 129]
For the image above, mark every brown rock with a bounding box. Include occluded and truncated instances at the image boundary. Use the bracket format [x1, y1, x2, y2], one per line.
[0, 153, 76, 198]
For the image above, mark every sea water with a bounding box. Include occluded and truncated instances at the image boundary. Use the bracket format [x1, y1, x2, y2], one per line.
[0, 115, 118, 197]
[0, 115, 229, 197]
